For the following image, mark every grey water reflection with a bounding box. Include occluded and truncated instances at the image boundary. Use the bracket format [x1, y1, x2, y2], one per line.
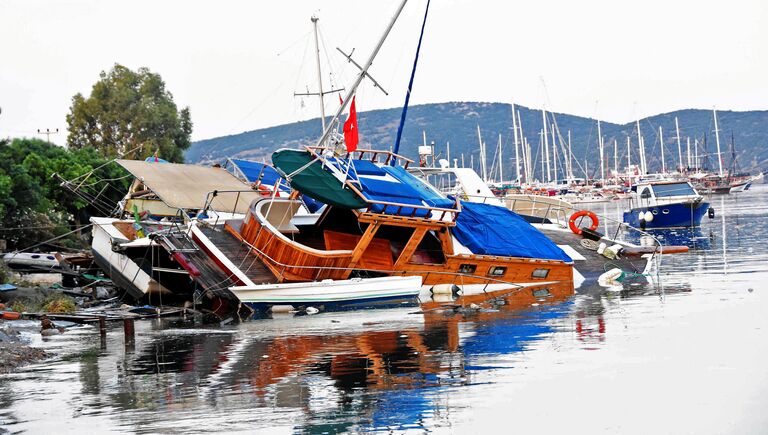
[1, 185, 767, 433]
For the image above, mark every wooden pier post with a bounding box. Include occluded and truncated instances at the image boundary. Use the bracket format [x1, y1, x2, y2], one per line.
[123, 318, 135, 351]
[98, 316, 107, 349]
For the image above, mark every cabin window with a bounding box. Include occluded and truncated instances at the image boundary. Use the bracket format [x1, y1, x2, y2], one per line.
[487, 266, 506, 277]
[652, 182, 696, 197]
[532, 288, 552, 298]
[640, 188, 651, 199]
[532, 268, 550, 279]
[458, 264, 477, 274]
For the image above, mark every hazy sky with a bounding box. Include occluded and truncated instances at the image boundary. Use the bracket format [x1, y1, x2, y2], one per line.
[1, 0, 766, 145]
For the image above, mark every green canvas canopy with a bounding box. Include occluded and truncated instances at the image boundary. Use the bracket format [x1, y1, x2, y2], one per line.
[272, 149, 368, 209]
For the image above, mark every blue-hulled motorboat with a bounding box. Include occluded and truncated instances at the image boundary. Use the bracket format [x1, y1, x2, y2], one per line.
[623, 180, 710, 229]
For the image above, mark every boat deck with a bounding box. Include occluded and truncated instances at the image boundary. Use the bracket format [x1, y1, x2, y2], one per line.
[539, 227, 648, 281]
[199, 226, 277, 285]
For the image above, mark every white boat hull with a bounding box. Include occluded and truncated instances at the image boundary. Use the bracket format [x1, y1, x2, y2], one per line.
[90, 217, 171, 299]
[230, 275, 422, 308]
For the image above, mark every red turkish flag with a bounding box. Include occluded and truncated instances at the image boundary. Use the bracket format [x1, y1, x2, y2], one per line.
[343, 96, 359, 152]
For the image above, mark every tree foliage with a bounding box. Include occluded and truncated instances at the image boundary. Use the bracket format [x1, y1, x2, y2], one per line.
[66, 63, 192, 162]
[0, 138, 129, 251]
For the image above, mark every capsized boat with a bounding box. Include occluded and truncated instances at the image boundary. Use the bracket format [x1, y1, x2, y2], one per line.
[623, 180, 710, 229]
[88, 159, 265, 302]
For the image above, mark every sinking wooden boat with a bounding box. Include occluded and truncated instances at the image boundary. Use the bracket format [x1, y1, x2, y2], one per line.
[206, 147, 575, 292]
[230, 275, 422, 311]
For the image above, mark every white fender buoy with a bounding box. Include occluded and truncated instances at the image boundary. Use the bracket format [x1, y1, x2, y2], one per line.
[305, 306, 319, 315]
[270, 305, 295, 313]
[644, 211, 654, 222]
[431, 284, 460, 295]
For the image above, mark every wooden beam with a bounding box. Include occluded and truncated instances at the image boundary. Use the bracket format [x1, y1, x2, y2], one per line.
[356, 211, 453, 229]
[342, 221, 381, 278]
[438, 228, 454, 256]
[394, 227, 428, 267]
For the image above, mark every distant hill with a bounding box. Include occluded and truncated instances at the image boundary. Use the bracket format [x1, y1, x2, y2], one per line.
[187, 102, 768, 178]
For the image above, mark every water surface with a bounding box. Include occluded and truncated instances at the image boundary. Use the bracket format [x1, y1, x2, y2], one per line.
[2, 185, 768, 434]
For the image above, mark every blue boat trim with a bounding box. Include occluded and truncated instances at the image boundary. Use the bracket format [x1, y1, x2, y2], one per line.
[623, 201, 710, 228]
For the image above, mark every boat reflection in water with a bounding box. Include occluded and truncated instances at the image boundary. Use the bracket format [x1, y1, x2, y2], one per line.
[72, 281, 575, 432]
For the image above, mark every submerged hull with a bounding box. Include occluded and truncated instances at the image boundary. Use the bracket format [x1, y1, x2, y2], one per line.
[623, 201, 710, 229]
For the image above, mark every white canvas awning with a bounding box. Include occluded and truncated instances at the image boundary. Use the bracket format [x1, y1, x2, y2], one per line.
[117, 160, 263, 214]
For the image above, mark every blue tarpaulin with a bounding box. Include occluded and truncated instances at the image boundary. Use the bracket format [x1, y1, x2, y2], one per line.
[452, 201, 572, 262]
[230, 159, 286, 188]
[231, 158, 324, 212]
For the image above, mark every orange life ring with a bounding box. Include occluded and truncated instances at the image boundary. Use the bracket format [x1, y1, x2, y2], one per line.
[568, 210, 599, 235]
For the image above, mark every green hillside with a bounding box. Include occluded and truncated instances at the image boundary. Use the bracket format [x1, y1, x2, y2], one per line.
[187, 102, 768, 178]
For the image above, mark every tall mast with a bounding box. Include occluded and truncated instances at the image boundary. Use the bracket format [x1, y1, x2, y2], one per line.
[626, 136, 631, 169]
[511, 103, 521, 182]
[686, 137, 691, 169]
[694, 139, 699, 171]
[392, 0, 430, 157]
[311, 0, 409, 151]
[551, 124, 558, 183]
[498, 133, 503, 183]
[477, 125, 487, 181]
[542, 108, 550, 182]
[446, 141, 450, 165]
[713, 108, 724, 177]
[566, 130, 573, 183]
[636, 119, 647, 175]
[597, 119, 605, 182]
[525, 138, 532, 183]
[613, 139, 618, 176]
[539, 130, 545, 182]
[311, 16, 327, 132]
[659, 126, 666, 173]
[675, 116, 683, 172]
[517, 110, 528, 182]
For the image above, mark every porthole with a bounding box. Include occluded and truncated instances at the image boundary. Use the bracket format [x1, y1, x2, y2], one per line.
[532, 268, 550, 279]
[532, 288, 552, 298]
[31, 254, 40, 259]
[652, 209, 658, 215]
[662, 209, 670, 214]
[488, 266, 506, 277]
[458, 264, 476, 274]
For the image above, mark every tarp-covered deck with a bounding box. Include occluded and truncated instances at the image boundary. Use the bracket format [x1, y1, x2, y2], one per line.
[117, 159, 262, 214]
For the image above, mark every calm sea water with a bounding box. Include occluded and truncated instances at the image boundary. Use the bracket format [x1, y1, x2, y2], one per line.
[2, 185, 768, 434]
